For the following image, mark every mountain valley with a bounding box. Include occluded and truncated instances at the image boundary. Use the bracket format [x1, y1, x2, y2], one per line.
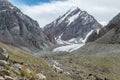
[0, 0, 120, 80]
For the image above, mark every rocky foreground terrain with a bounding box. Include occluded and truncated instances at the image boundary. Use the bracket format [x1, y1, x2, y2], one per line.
[0, 42, 74, 80]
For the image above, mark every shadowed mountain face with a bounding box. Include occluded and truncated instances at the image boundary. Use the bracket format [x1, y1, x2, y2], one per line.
[0, 0, 52, 53]
[44, 7, 102, 44]
[94, 13, 120, 44]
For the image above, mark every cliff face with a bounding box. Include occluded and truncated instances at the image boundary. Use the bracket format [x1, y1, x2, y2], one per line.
[0, 0, 52, 52]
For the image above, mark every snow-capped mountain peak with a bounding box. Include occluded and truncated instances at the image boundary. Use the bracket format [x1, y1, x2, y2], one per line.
[44, 7, 102, 45]
[58, 7, 81, 25]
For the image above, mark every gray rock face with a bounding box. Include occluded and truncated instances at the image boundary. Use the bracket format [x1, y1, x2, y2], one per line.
[0, 0, 52, 52]
[107, 13, 120, 43]
[94, 13, 120, 44]
[0, 47, 9, 61]
[0, 60, 8, 66]
[44, 7, 102, 44]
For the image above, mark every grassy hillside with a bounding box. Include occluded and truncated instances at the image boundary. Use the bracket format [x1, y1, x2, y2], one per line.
[1, 42, 120, 80]
[54, 54, 120, 80]
[0, 42, 72, 80]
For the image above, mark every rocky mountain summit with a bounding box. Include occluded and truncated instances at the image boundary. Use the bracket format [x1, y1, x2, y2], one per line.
[44, 7, 102, 44]
[0, 0, 52, 53]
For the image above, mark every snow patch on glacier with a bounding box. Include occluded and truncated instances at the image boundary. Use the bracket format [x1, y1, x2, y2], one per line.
[81, 30, 94, 43]
[53, 43, 85, 52]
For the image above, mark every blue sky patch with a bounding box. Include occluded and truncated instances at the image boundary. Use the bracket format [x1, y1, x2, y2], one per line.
[10, 0, 65, 5]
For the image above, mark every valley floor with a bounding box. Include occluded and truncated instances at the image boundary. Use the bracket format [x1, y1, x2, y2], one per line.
[43, 43, 120, 80]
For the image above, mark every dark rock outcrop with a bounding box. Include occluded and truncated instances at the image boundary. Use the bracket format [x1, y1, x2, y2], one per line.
[0, 0, 52, 52]
[44, 7, 102, 44]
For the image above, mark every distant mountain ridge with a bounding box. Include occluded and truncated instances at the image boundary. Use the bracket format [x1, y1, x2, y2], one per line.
[0, 0, 52, 53]
[44, 7, 102, 44]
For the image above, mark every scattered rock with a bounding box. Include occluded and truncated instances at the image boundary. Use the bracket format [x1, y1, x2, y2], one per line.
[14, 63, 22, 69]
[95, 77, 103, 80]
[53, 65, 63, 73]
[26, 68, 32, 74]
[12, 61, 24, 65]
[5, 75, 14, 80]
[64, 72, 70, 75]
[68, 58, 73, 63]
[88, 73, 93, 76]
[0, 60, 8, 66]
[14, 77, 27, 80]
[0, 69, 10, 76]
[36, 73, 47, 80]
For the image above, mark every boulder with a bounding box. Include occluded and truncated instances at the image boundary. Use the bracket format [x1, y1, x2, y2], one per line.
[5, 75, 14, 80]
[53, 65, 63, 73]
[0, 76, 4, 80]
[14, 63, 22, 69]
[0, 47, 9, 61]
[0, 60, 8, 66]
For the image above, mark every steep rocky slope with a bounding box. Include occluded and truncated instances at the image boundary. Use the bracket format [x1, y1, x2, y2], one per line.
[0, 0, 52, 53]
[94, 13, 120, 43]
[44, 7, 102, 44]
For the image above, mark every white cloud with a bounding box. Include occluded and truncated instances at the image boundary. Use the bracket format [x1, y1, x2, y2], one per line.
[10, 0, 120, 27]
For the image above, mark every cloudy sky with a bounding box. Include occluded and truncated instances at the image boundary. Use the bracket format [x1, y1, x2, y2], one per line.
[9, 0, 120, 28]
